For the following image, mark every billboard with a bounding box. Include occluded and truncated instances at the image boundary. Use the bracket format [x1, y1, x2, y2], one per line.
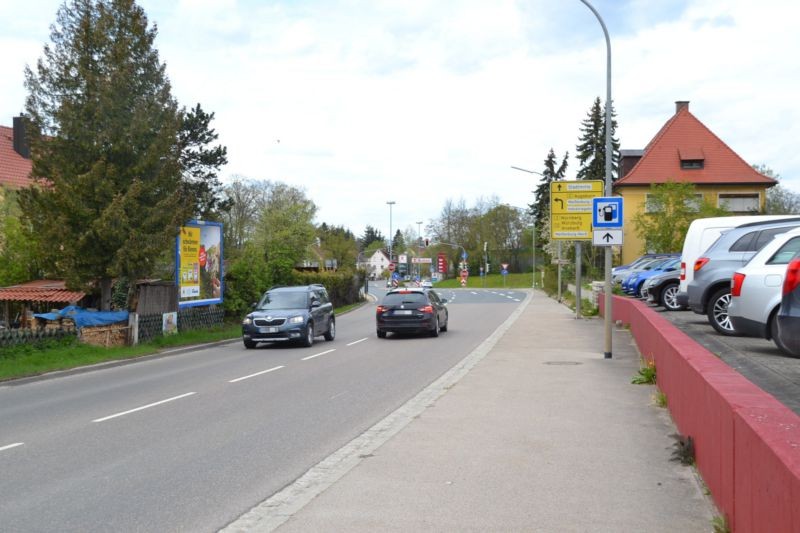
[176, 220, 223, 308]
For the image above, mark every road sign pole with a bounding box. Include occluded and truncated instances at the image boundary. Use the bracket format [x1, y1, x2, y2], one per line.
[576, 242, 582, 319]
[557, 241, 562, 303]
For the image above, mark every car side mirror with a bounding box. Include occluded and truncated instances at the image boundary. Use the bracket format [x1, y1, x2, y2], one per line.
[441, 298, 448, 304]
[311, 300, 321, 308]
[251, 302, 257, 309]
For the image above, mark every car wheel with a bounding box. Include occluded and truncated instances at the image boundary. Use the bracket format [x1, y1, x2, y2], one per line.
[302, 322, 314, 347]
[430, 315, 439, 337]
[377, 329, 387, 338]
[324, 318, 335, 341]
[770, 313, 799, 357]
[243, 339, 257, 349]
[439, 315, 448, 332]
[659, 282, 682, 311]
[707, 288, 739, 336]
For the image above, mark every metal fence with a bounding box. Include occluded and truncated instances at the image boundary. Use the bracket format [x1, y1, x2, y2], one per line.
[136, 306, 224, 344]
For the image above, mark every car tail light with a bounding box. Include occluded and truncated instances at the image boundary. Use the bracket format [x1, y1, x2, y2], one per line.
[680, 262, 686, 281]
[376, 305, 387, 314]
[731, 272, 746, 297]
[418, 305, 434, 313]
[694, 257, 710, 272]
[784, 258, 800, 296]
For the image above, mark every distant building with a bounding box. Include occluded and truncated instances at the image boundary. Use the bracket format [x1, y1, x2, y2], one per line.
[614, 101, 777, 264]
[0, 116, 34, 192]
[357, 249, 391, 279]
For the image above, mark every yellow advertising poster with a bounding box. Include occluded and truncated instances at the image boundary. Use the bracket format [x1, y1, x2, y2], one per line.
[177, 221, 224, 307]
[179, 226, 201, 298]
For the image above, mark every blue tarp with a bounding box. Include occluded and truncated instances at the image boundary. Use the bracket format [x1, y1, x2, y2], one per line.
[34, 305, 129, 330]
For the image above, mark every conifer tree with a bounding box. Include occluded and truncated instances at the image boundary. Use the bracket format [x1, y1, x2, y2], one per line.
[530, 149, 569, 237]
[19, 0, 222, 309]
[575, 97, 620, 182]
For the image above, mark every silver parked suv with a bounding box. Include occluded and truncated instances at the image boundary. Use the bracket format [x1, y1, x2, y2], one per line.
[686, 218, 800, 335]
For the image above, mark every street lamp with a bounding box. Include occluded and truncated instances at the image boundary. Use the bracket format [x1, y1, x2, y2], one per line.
[416, 220, 423, 278]
[509, 166, 545, 291]
[386, 201, 396, 262]
[580, 0, 614, 359]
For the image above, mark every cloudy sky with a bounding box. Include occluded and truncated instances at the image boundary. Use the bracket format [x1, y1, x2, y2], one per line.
[2, 0, 799, 240]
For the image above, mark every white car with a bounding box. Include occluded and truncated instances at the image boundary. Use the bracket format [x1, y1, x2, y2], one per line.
[420, 280, 433, 289]
[727, 227, 800, 346]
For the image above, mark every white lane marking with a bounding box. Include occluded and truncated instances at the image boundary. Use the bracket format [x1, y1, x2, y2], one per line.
[471, 291, 478, 295]
[346, 338, 367, 346]
[301, 349, 336, 361]
[330, 391, 348, 401]
[229, 365, 284, 383]
[0, 442, 24, 452]
[513, 299, 521, 302]
[92, 392, 196, 423]
[221, 291, 533, 533]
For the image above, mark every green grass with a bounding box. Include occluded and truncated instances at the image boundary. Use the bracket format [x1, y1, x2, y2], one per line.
[0, 323, 242, 382]
[0, 301, 367, 382]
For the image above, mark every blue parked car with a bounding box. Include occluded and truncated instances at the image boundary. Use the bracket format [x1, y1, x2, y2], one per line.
[623, 257, 681, 297]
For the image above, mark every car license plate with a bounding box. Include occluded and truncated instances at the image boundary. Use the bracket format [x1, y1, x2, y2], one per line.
[395, 310, 413, 315]
[259, 327, 279, 333]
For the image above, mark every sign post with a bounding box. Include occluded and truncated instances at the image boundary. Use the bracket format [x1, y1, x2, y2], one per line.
[550, 180, 603, 316]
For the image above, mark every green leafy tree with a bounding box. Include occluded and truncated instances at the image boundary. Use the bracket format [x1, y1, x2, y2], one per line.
[317, 223, 358, 271]
[632, 181, 729, 254]
[19, 0, 195, 309]
[0, 189, 44, 285]
[220, 177, 272, 257]
[575, 97, 620, 182]
[754, 164, 800, 214]
[254, 183, 317, 285]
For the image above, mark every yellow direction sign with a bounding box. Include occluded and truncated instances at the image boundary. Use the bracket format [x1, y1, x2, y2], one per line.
[550, 180, 604, 240]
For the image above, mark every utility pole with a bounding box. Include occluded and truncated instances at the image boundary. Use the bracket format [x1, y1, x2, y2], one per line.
[386, 201, 396, 263]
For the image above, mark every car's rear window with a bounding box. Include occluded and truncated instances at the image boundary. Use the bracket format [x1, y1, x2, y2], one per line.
[382, 293, 427, 305]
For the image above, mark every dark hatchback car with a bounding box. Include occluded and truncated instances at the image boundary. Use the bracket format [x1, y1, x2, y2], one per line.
[242, 284, 335, 348]
[776, 256, 800, 357]
[376, 288, 448, 338]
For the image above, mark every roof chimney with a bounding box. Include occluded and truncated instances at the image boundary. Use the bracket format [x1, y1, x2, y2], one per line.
[675, 101, 690, 114]
[12, 115, 31, 159]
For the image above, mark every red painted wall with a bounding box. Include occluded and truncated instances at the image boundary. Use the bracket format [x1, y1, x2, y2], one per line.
[601, 295, 800, 532]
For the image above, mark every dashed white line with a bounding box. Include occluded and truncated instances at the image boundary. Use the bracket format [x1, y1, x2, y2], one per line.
[471, 291, 478, 295]
[0, 442, 24, 452]
[229, 365, 285, 383]
[302, 349, 336, 361]
[92, 392, 197, 423]
[346, 338, 367, 346]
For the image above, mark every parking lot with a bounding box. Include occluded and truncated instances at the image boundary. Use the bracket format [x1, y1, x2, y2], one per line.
[650, 304, 800, 415]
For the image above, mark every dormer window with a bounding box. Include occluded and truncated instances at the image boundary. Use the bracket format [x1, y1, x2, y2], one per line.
[678, 147, 705, 170]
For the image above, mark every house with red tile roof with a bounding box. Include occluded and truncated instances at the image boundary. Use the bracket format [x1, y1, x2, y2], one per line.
[613, 101, 777, 264]
[0, 117, 34, 191]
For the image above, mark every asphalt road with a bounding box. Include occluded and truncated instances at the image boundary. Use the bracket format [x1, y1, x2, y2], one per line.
[647, 302, 800, 415]
[0, 285, 526, 533]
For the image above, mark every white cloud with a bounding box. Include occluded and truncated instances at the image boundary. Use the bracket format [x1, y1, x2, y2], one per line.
[2, 0, 799, 239]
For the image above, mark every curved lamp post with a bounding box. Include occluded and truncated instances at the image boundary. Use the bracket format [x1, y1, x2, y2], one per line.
[579, 0, 614, 359]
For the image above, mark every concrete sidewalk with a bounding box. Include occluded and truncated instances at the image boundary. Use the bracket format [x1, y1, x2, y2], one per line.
[228, 290, 717, 532]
